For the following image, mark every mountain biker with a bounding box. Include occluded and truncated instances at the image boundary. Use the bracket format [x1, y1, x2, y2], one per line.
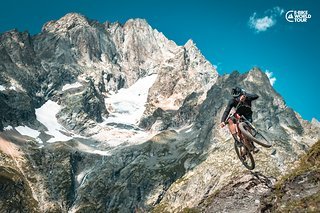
[220, 87, 259, 153]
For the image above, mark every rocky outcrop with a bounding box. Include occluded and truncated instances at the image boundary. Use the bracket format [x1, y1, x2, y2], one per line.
[0, 137, 39, 212]
[0, 89, 36, 129]
[0, 166, 38, 212]
[260, 140, 320, 212]
[197, 172, 276, 213]
[81, 78, 107, 122]
[57, 78, 107, 133]
[139, 40, 217, 130]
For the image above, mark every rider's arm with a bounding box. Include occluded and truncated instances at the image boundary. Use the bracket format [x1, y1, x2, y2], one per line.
[221, 99, 234, 123]
[244, 93, 259, 101]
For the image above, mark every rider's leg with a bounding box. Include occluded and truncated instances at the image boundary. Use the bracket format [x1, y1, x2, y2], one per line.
[228, 119, 246, 156]
[227, 119, 240, 143]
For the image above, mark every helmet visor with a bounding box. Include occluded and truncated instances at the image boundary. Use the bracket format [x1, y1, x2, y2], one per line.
[232, 88, 242, 97]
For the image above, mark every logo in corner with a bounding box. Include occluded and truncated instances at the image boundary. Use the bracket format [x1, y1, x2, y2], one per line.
[285, 10, 312, 23]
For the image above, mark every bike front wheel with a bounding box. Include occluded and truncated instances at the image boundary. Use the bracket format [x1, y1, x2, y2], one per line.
[239, 122, 272, 148]
[234, 142, 255, 170]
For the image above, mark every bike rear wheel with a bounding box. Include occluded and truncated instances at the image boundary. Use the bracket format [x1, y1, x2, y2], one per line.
[234, 142, 255, 170]
[239, 122, 272, 148]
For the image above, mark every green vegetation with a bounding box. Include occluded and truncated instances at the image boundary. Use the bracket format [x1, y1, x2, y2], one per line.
[278, 192, 320, 213]
[268, 140, 320, 212]
[152, 202, 170, 213]
[180, 207, 201, 213]
[275, 140, 320, 191]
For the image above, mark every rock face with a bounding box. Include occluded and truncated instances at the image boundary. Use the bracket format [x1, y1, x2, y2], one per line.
[0, 136, 39, 212]
[0, 13, 319, 212]
[57, 78, 107, 133]
[197, 172, 276, 213]
[139, 39, 217, 130]
[0, 90, 35, 130]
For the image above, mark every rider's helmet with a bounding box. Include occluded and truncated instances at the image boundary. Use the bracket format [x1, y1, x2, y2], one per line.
[231, 87, 243, 98]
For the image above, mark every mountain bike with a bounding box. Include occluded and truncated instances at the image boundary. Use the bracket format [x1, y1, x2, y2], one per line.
[224, 106, 272, 170]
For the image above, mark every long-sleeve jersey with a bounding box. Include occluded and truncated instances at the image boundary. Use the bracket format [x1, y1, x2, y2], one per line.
[221, 92, 259, 123]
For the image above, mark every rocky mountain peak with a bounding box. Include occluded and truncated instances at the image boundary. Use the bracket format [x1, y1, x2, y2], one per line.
[243, 67, 287, 109]
[0, 29, 31, 47]
[104, 20, 121, 29]
[184, 39, 195, 49]
[245, 67, 271, 85]
[311, 118, 320, 127]
[124, 18, 150, 29]
[1, 29, 21, 38]
[42, 12, 90, 33]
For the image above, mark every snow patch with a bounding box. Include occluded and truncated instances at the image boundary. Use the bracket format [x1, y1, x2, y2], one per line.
[92, 150, 110, 156]
[36, 138, 44, 144]
[15, 126, 40, 138]
[176, 124, 194, 133]
[91, 127, 150, 147]
[311, 118, 320, 127]
[36, 100, 72, 142]
[0, 85, 18, 91]
[74, 140, 112, 156]
[62, 82, 83, 91]
[4, 125, 13, 130]
[89, 122, 155, 147]
[104, 74, 158, 125]
[9, 85, 17, 91]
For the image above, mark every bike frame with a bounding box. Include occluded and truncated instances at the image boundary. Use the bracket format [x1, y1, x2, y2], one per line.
[230, 113, 245, 143]
[224, 101, 257, 146]
[228, 113, 253, 149]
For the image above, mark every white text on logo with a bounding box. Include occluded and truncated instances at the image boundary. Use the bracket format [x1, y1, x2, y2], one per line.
[285, 10, 311, 23]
